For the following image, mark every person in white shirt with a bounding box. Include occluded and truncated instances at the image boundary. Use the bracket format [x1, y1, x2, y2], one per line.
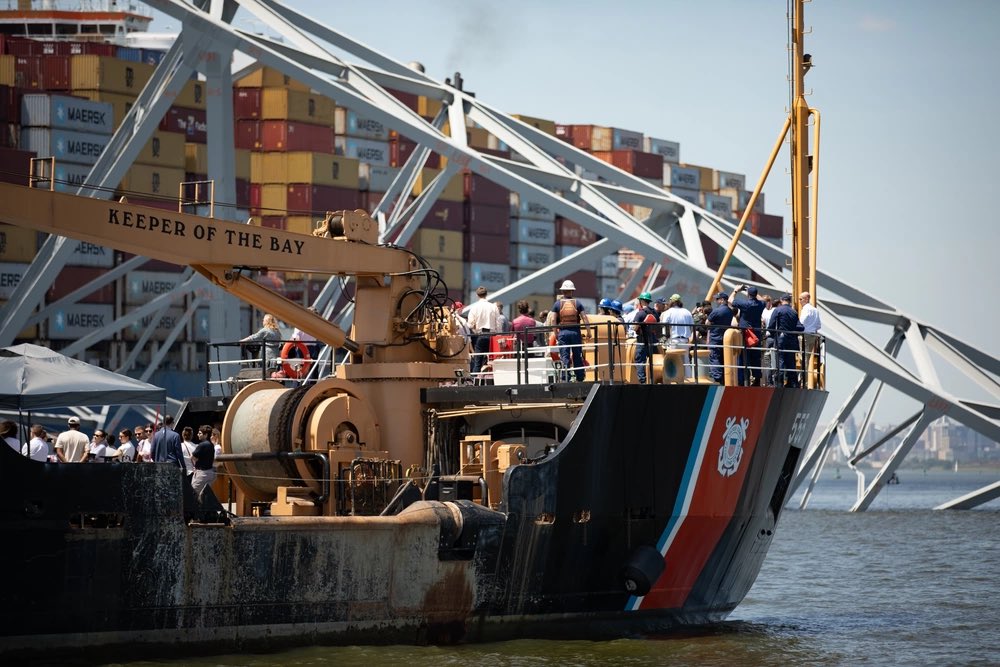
[111, 429, 137, 462]
[1, 420, 20, 452]
[661, 295, 694, 350]
[465, 286, 500, 377]
[211, 427, 223, 457]
[87, 430, 111, 462]
[180, 426, 197, 476]
[55, 416, 90, 463]
[798, 291, 822, 380]
[21, 424, 49, 462]
[135, 424, 153, 462]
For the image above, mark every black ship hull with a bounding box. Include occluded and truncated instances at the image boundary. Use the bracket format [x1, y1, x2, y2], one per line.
[0, 383, 825, 659]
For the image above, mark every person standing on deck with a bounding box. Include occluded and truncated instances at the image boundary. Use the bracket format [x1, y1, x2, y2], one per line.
[768, 293, 804, 387]
[465, 286, 499, 378]
[152, 415, 184, 469]
[55, 416, 89, 463]
[730, 286, 766, 386]
[707, 292, 735, 384]
[547, 280, 588, 382]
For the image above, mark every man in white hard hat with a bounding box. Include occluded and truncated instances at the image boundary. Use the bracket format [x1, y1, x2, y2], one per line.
[547, 279, 589, 381]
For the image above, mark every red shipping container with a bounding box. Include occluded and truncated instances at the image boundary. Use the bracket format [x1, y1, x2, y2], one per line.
[463, 173, 508, 206]
[261, 120, 333, 153]
[389, 137, 441, 168]
[234, 178, 251, 208]
[286, 184, 360, 214]
[73, 42, 116, 57]
[235, 119, 262, 150]
[0, 147, 34, 184]
[159, 106, 207, 143]
[465, 202, 509, 236]
[463, 232, 510, 264]
[555, 124, 574, 143]
[360, 190, 386, 213]
[42, 55, 72, 90]
[233, 88, 262, 120]
[555, 217, 598, 247]
[0, 85, 22, 125]
[591, 150, 663, 180]
[124, 197, 178, 211]
[386, 87, 418, 112]
[554, 270, 597, 298]
[14, 56, 43, 90]
[47, 266, 115, 304]
[260, 216, 285, 230]
[248, 183, 262, 214]
[744, 210, 783, 238]
[6, 38, 37, 56]
[421, 200, 464, 232]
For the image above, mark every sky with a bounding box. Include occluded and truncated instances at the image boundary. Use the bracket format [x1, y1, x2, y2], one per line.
[151, 0, 999, 425]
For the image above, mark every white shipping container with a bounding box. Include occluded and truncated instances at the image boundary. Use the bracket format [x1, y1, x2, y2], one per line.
[335, 137, 390, 166]
[467, 262, 509, 293]
[510, 192, 557, 221]
[612, 127, 644, 151]
[669, 187, 700, 205]
[20, 127, 109, 166]
[52, 162, 92, 193]
[47, 303, 114, 340]
[702, 193, 734, 219]
[0, 262, 28, 300]
[598, 253, 618, 277]
[597, 276, 619, 297]
[738, 189, 766, 213]
[68, 240, 114, 268]
[510, 219, 556, 246]
[713, 170, 746, 191]
[126, 270, 185, 306]
[644, 136, 680, 163]
[122, 306, 186, 342]
[21, 93, 114, 134]
[359, 163, 401, 191]
[511, 243, 556, 270]
[664, 163, 700, 189]
[334, 108, 390, 140]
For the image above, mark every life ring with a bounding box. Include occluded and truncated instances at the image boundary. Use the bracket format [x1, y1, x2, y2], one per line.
[280, 341, 313, 379]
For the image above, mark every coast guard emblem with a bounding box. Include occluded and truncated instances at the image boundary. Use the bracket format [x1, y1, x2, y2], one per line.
[718, 416, 750, 477]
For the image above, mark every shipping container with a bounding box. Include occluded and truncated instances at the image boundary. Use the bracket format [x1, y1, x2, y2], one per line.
[570, 124, 612, 152]
[119, 164, 186, 198]
[235, 66, 310, 92]
[386, 88, 418, 112]
[511, 114, 556, 135]
[233, 87, 261, 119]
[71, 55, 153, 96]
[0, 298, 38, 339]
[67, 240, 115, 268]
[14, 55, 42, 89]
[419, 200, 464, 232]
[169, 79, 206, 110]
[69, 89, 135, 128]
[256, 216, 286, 230]
[741, 210, 783, 238]
[412, 167, 464, 202]
[612, 127, 643, 151]
[464, 232, 509, 264]
[555, 124, 573, 143]
[47, 266, 115, 304]
[417, 95, 443, 118]
[42, 55, 71, 90]
[389, 136, 441, 169]
[737, 188, 766, 213]
[591, 149, 663, 180]
[125, 270, 186, 306]
[360, 190, 385, 213]
[358, 163, 399, 192]
[464, 173, 508, 206]
[510, 192, 557, 222]
[702, 192, 734, 219]
[287, 184, 361, 215]
[669, 187, 700, 205]
[597, 276, 620, 297]
[183, 143, 250, 180]
[598, 253, 619, 277]
[285, 216, 317, 236]
[466, 126, 491, 150]
[555, 217, 598, 247]
[680, 163, 714, 191]
[136, 131, 185, 168]
[141, 49, 166, 66]
[46, 303, 114, 340]
[122, 306, 187, 342]
[262, 120, 334, 153]
[20, 126, 109, 165]
[466, 262, 507, 293]
[427, 258, 464, 291]
[0, 57, 14, 88]
[713, 170, 746, 191]
[465, 203, 510, 236]
[159, 106, 206, 142]
[511, 242, 556, 270]
[408, 228, 463, 261]
[335, 107, 390, 140]
[643, 136, 680, 163]
[260, 152, 360, 189]
[0, 147, 34, 186]
[334, 135, 389, 165]
[21, 93, 114, 134]
[510, 218, 556, 246]
[262, 87, 335, 125]
[664, 163, 700, 189]
[554, 270, 597, 298]
[0, 262, 28, 300]
[116, 46, 142, 62]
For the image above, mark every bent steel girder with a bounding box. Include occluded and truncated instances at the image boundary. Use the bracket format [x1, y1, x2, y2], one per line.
[0, 0, 994, 512]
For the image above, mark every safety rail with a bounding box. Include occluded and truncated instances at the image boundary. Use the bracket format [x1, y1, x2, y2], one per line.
[205, 340, 342, 397]
[465, 322, 826, 389]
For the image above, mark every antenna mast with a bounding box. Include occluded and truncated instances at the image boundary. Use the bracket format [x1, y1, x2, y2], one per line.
[790, 0, 819, 305]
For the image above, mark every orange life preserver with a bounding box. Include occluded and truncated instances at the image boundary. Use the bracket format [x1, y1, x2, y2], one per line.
[280, 341, 313, 379]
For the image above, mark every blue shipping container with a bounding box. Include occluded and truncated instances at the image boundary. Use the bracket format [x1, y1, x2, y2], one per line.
[116, 46, 143, 62]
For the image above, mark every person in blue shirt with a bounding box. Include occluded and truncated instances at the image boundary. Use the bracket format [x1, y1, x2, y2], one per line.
[729, 285, 766, 385]
[766, 293, 804, 387]
[707, 292, 735, 383]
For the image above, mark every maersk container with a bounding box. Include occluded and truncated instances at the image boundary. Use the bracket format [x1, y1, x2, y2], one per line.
[466, 261, 508, 293]
[511, 242, 556, 270]
[643, 136, 680, 163]
[713, 170, 746, 191]
[122, 306, 187, 342]
[669, 187, 700, 205]
[125, 271, 186, 306]
[334, 136, 389, 166]
[52, 161, 92, 193]
[20, 127, 109, 165]
[598, 253, 618, 277]
[67, 240, 114, 268]
[359, 163, 400, 192]
[510, 192, 556, 222]
[46, 303, 114, 340]
[21, 93, 114, 134]
[0, 262, 28, 301]
[335, 107, 390, 140]
[702, 192, 734, 219]
[664, 163, 700, 190]
[510, 219, 556, 246]
[612, 127, 643, 151]
[597, 276, 619, 298]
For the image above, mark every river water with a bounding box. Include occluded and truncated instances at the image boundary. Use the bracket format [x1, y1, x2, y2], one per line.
[113, 470, 1000, 667]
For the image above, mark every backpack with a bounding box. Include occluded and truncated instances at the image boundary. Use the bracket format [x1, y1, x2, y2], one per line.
[558, 299, 580, 325]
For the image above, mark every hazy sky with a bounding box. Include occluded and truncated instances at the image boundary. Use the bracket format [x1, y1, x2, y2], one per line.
[152, 1, 998, 423]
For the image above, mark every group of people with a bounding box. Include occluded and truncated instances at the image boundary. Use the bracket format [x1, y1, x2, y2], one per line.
[3, 415, 224, 502]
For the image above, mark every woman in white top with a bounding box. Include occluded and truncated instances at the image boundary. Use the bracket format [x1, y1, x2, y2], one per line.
[180, 426, 197, 476]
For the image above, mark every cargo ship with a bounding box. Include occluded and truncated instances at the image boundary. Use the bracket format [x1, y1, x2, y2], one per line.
[0, 0, 827, 660]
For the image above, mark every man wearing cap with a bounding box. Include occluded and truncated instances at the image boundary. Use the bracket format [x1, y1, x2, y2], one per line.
[661, 294, 694, 351]
[631, 292, 659, 384]
[767, 293, 804, 387]
[730, 285, 766, 386]
[466, 286, 499, 378]
[549, 279, 588, 382]
[707, 292, 735, 383]
[55, 416, 89, 463]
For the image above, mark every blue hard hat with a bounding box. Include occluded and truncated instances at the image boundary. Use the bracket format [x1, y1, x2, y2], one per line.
[623, 303, 635, 313]
[599, 297, 613, 310]
[610, 299, 623, 314]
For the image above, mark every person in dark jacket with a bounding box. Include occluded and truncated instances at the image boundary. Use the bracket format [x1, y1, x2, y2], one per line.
[767, 293, 804, 387]
[730, 285, 766, 385]
[631, 292, 659, 384]
[152, 415, 185, 469]
[707, 292, 735, 383]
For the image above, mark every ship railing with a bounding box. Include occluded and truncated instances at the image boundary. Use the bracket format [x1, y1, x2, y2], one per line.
[204, 340, 342, 397]
[465, 322, 825, 389]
